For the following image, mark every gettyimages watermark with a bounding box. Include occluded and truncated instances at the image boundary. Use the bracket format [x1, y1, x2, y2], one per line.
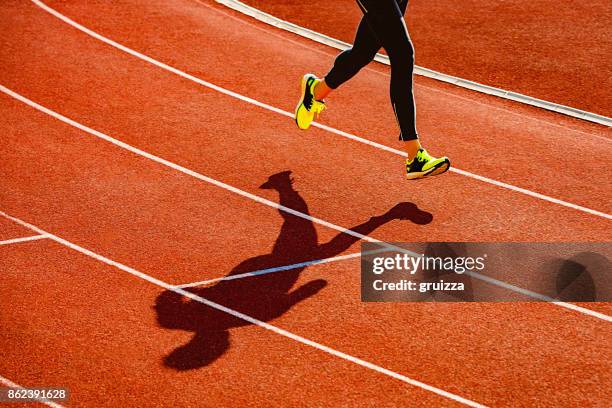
[360, 242, 611, 302]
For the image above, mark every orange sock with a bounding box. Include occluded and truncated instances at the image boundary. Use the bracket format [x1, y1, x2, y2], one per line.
[313, 79, 333, 101]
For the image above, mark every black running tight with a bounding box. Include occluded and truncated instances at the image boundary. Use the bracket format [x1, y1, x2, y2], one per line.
[324, 0, 418, 140]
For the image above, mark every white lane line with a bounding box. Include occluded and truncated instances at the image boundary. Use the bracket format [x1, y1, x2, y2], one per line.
[198, 0, 611, 143]
[31, 0, 612, 221]
[0, 375, 65, 408]
[176, 248, 390, 288]
[0, 211, 487, 408]
[214, 0, 612, 128]
[0, 84, 380, 244]
[0, 234, 48, 246]
[467, 271, 612, 321]
[2, 84, 609, 323]
[179, 249, 612, 324]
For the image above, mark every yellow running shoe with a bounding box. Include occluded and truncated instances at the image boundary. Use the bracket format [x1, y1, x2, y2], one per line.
[295, 73, 326, 130]
[406, 148, 450, 180]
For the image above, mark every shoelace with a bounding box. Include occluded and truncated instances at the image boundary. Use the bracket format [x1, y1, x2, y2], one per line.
[312, 101, 326, 117]
[417, 149, 430, 162]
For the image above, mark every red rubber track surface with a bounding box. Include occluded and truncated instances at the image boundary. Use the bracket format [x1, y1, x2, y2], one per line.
[0, 218, 37, 242]
[1, 1, 611, 407]
[244, 0, 612, 116]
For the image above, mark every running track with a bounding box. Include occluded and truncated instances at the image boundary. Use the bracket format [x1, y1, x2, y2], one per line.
[243, 0, 612, 116]
[1, 1, 611, 406]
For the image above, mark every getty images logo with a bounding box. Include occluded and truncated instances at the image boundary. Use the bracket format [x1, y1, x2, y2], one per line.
[371, 253, 487, 275]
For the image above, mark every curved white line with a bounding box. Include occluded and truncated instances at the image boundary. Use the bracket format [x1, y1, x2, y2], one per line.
[0, 210, 489, 408]
[2, 83, 610, 323]
[28, 0, 612, 220]
[215, 0, 612, 127]
[0, 234, 48, 246]
[194, 0, 611, 143]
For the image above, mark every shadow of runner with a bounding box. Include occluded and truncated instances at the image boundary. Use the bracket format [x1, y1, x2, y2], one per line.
[154, 170, 432, 370]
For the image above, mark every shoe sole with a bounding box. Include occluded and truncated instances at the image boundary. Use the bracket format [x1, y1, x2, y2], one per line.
[406, 160, 450, 180]
[295, 74, 313, 130]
